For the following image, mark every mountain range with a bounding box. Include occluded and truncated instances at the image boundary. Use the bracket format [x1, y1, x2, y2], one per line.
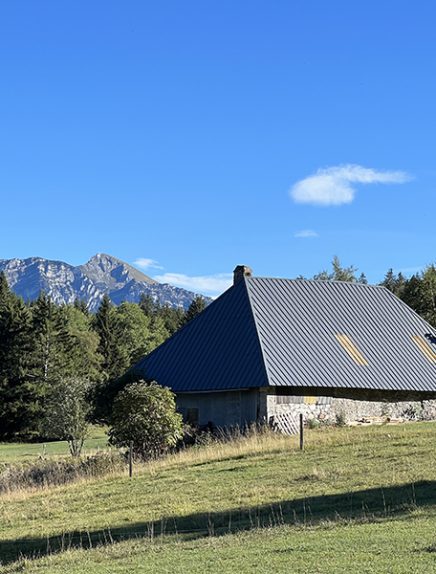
[0, 253, 206, 311]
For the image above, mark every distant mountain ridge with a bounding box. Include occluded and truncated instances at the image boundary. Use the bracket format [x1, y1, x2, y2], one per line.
[0, 253, 206, 311]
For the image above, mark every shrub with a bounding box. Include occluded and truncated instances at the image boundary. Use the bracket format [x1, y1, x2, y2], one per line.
[402, 404, 423, 421]
[108, 381, 183, 460]
[307, 417, 320, 430]
[335, 411, 347, 427]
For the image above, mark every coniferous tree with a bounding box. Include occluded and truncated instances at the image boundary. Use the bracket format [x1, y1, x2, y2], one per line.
[331, 256, 358, 282]
[138, 294, 172, 340]
[182, 295, 207, 326]
[73, 298, 89, 315]
[401, 274, 424, 315]
[138, 294, 158, 317]
[30, 293, 74, 385]
[421, 265, 436, 327]
[0, 272, 10, 308]
[381, 269, 397, 292]
[380, 269, 406, 297]
[0, 274, 37, 437]
[312, 257, 359, 283]
[93, 295, 125, 381]
[158, 304, 185, 335]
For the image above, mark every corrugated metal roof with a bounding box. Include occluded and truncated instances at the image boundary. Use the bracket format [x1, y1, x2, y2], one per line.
[131, 277, 436, 395]
[246, 278, 436, 394]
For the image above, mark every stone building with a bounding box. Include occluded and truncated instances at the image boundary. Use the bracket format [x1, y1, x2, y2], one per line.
[129, 266, 436, 431]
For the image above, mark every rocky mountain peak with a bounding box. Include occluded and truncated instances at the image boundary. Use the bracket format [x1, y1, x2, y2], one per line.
[80, 253, 157, 289]
[0, 254, 207, 311]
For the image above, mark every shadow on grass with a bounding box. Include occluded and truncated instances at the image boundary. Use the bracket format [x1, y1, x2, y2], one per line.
[1, 481, 435, 566]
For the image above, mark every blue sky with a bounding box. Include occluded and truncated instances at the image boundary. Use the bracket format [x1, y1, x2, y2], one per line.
[1, 1, 435, 296]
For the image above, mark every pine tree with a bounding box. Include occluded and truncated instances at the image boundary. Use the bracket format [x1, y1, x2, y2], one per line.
[401, 274, 424, 315]
[381, 269, 397, 292]
[312, 257, 359, 283]
[0, 276, 37, 438]
[73, 298, 89, 315]
[93, 295, 125, 380]
[182, 295, 207, 326]
[158, 304, 185, 335]
[30, 293, 74, 384]
[380, 269, 406, 297]
[0, 272, 11, 309]
[138, 294, 157, 317]
[421, 265, 436, 327]
[331, 256, 358, 282]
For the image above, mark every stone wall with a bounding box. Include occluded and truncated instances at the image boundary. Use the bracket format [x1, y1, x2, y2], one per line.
[330, 398, 436, 422]
[267, 394, 436, 425]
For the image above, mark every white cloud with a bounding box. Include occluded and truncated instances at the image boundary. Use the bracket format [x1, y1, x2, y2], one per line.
[294, 229, 319, 238]
[154, 272, 233, 297]
[133, 258, 163, 270]
[290, 164, 411, 206]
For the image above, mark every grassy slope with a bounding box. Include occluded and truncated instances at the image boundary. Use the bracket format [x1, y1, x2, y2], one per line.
[0, 427, 109, 463]
[1, 423, 436, 573]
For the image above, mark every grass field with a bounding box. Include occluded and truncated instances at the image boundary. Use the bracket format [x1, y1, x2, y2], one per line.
[0, 423, 435, 573]
[0, 427, 109, 463]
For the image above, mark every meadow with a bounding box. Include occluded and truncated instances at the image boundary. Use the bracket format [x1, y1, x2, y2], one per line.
[0, 427, 109, 464]
[0, 423, 435, 573]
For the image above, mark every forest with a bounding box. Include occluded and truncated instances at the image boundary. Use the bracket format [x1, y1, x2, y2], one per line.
[0, 273, 205, 440]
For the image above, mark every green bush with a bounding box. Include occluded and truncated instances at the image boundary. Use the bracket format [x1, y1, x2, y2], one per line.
[108, 381, 183, 460]
[335, 411, 347, 427]
[307, 417, 320, 429]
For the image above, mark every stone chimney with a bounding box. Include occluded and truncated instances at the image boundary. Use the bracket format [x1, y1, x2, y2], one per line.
[233, 265, 253, 285]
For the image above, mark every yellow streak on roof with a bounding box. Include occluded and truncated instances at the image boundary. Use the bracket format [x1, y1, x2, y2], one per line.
[335, 334, 368, 366]
[412, 335, 436, 364]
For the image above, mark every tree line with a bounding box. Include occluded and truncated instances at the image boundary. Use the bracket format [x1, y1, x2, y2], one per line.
[0, 271, 206, 441]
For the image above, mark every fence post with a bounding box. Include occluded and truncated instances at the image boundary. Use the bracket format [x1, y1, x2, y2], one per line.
[129, 441, 133, 478]
[299, 413, 304, 451]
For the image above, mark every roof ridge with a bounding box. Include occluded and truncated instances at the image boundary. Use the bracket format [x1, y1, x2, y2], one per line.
[246, 276, 383, 288]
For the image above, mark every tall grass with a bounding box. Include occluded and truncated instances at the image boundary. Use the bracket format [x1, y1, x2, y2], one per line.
[0, 452, 125, 495]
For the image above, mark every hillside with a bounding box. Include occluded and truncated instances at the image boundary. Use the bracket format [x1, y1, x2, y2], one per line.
[0, 423, 436, 573]
[0, 253, 207, 311]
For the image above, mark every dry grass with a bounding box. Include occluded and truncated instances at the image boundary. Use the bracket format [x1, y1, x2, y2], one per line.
[0, 422, 436, 572]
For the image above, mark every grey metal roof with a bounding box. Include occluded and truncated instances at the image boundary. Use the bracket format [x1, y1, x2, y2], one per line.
[246, 278, 436, 394]
[131, 277, 436, 395]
